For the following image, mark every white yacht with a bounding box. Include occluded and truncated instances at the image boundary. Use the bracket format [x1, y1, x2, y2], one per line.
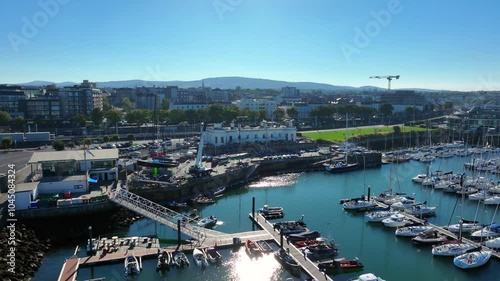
[485, 237, 500, 249]
[471, 224, 500, 240]
[411, 174, 427, 183]
[453, 250, 492, 269]
[365, 210, 396, 223]
[431, 241, 480, 256]
[395, 225, 434, 237]
[382, 213, 411, 228]
[484, 195, 500, 205]
[445, 219, 482, 233]
[342, 199, 376, 211]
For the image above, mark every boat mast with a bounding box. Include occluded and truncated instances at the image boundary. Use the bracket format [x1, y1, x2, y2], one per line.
[345, 113, 348, 163]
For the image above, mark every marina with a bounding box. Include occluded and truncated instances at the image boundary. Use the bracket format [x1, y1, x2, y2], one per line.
[34, 153, 500, 281]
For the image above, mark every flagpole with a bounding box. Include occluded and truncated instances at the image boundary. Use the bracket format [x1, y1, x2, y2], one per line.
[84, 145, 88, 192]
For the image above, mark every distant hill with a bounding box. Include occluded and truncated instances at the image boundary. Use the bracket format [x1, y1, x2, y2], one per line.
[18, 77, 442, 92]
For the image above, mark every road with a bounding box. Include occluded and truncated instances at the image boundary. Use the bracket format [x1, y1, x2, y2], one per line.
[0, 151, 34, 174]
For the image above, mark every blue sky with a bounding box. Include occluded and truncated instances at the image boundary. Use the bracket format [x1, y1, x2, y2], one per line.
[1, 0, 499, 91]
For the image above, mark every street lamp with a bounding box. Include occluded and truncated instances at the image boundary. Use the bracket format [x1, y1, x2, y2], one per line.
[88, 226, 93, 255]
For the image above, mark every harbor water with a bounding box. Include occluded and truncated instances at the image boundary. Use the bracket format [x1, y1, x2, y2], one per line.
[32, 156, 499, 281]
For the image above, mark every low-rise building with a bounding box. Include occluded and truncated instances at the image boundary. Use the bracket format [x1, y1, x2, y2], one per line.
[205, 120, 297, 147]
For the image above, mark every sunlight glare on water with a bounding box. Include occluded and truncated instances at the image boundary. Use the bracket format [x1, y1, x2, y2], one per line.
[226, 247, 282, 281]
[248, 173, 301, 188]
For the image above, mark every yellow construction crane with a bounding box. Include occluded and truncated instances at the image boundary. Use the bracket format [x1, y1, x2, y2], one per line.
[370, 75, 400, 91]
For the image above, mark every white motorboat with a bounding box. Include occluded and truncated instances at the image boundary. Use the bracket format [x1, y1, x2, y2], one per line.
[412, 174, 427, 183]
[382, 213, 412, 228]
[468, 191, 494, 201]
[258, 204, 284, 214]
[124, 255, 141, 276]
[395, 225, 434, 237]
[365, 211, 396, 222]
[453, 250, 492, 269]
[193, 247, 209, 268]
[445, 219, 482, 233]
[431, 241, 480, 256]
[349, 273, 386, 281]
[173, 250, 190, 268]
[404, 204, 437, 217]
[197, 215, 217, 228]
[471, 223, 500, 240]
[391, 198, 421, 211]
[412, 229, 448, 245]
[342, 199, 376, 211]
[485, 237, 500, 249]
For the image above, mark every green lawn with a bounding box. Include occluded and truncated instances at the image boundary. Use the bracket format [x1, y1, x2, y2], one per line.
[302, 126, 426, 142]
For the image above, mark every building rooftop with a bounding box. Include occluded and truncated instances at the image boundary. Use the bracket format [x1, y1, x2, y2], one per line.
[28, 149, 119, 164]
[16, 182, 39, 192]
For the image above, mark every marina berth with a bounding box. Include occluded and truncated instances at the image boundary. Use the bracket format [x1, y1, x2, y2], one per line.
[172, 250, 190, 268]
[431, 240, 481, 256]
[205, 247, 222, 264]
[453, 250, 492, 269]
[382, 213, 413, 228]
[123, 255, 141, 276]
[317, 257, 364, 274]
[192, 247, 209, 268]
[364, 210, 397, 222]
[274, 248, 301, 277]
[470, 223, 500, 240]
[411, 229, 448, 245]
[395, 225, 434, 237]
[256, 240, 273, 252]
[445, 219, 482, 233]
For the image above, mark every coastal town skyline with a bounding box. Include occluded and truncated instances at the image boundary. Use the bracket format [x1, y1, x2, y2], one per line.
[1, 0, 499, 91]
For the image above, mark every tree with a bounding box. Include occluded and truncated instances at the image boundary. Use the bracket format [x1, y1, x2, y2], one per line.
[83, 138, 92, 146]
[393, 125, 402, 134]
[160, 98, 170, 110]
[127, 134, 136, 141]
[1, 137, 12, 149]
[169, 109, 186, 124]
[0, 111, 11, 126]
[126, 109, 150, 125]
[273, 108, 286, 122]
[287, 107, 299, 120]
[102, 97, 112, 112]
[53, 140, 65, 151]
[443, 101, 453, 110]
[379, 103, 394, 117]
[121, 97, 136, 113]
[111, 135, 119, 142]
[71, 114, 87, 127]
[106, 109, 123, 126]
[103, 135, 110, 143]
[258, 110, 267, 120]
[91, 108, 105, 127]
[158, 110, 171, 124]
[13, 116, 25, 130]
[208, 104, 225, 123]
[66, 141, 75, 149]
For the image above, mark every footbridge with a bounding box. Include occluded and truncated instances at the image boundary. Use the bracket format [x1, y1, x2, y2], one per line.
[108, 185, 225, 242]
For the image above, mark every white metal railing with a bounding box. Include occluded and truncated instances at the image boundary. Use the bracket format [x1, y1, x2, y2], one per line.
[109, 186, 209, 241]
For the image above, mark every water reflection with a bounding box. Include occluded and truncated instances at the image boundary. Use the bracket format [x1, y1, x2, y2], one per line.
[226, 247, 282, 281]
[248, 173, 301, 188]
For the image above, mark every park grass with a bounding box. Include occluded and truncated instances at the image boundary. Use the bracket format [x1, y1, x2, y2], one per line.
[302, 126, 426, 142]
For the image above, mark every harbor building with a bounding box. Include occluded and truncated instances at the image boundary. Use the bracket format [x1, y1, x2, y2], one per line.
[26, 149, 119, 195]
[204, 120, 297, 147]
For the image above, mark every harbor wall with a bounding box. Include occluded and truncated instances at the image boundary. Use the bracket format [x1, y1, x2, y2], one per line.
[15, 200, 116, 218]
[133, 165, 256, 202]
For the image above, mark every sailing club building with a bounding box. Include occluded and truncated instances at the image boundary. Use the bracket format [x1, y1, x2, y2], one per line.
[204, 121, 297, 147]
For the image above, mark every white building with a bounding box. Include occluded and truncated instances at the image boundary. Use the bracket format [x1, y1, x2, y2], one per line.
[14, 182, 39, 210]
[205, 121, 297, 147]
[233, 99, 277, 119]
[27, 149, 119, 195]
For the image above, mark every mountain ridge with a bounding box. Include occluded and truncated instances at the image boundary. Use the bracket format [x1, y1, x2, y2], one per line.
[15, 77, 445, 92]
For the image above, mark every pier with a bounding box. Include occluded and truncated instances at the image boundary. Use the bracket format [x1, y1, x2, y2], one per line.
[249, 212, 333, 281]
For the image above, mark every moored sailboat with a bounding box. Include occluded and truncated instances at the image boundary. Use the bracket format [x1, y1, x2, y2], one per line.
[453, 250, 492, 269]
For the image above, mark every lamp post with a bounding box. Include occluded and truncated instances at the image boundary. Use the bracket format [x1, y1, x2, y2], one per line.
[88, 226, 93, 255]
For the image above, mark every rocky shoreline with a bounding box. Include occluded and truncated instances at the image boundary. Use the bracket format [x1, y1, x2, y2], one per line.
[0, 207, 142, 281]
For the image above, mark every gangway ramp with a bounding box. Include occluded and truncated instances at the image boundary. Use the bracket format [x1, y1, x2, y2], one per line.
[108, 186, 223, 241]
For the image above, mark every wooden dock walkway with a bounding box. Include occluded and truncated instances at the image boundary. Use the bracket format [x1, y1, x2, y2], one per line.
[249, 212, 333, 281]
